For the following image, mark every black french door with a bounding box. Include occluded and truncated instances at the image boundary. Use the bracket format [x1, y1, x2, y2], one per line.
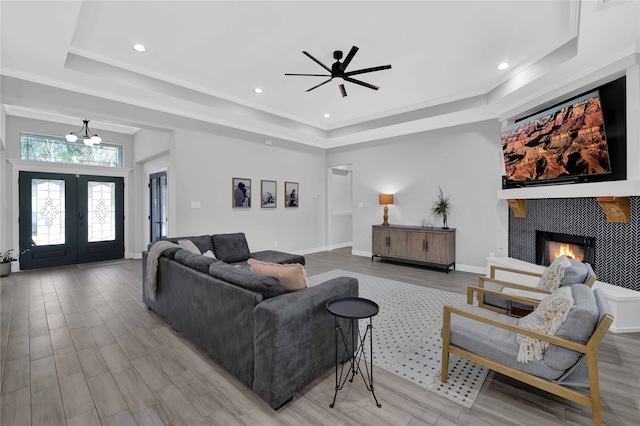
[19, 171, 125, 269]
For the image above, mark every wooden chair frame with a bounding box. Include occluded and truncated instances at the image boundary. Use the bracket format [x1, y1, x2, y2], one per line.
[474, 265, 597, 314]
[443, 286, 613, 426]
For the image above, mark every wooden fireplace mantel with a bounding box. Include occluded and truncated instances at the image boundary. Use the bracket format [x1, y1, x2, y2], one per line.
[507, 197, 631, 223]
[596, 196, 630, 223]
[507, 199, 527, 218]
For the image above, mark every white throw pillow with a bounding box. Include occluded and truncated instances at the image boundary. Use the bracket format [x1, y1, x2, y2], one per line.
[202, 250, 217, 259]
[177, 239, 201, 254]
[538, 255, 571, 291]
[516, 286, 575, 363]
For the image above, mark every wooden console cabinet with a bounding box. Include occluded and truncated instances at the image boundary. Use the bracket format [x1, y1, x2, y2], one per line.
[372, 225, 456, 272]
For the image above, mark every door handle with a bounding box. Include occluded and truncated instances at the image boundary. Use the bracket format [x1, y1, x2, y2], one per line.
[78, 212, 83, 220]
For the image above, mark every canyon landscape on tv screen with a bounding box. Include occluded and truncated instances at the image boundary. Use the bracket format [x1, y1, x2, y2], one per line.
[501, 91, 611, 183]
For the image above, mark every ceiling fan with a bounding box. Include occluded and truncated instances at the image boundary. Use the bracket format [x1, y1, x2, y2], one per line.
[285, 46, 391, 97]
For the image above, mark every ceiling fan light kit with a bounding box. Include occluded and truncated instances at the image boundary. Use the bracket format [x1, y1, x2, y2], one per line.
[285, 46, 391, 97]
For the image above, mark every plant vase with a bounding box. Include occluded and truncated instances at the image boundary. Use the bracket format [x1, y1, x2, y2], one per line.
[0, 262, 11, 278]
[442, 215, 449, 229]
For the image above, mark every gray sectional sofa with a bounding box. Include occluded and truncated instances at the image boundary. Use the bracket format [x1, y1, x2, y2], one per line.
[142, 233, 358, 409]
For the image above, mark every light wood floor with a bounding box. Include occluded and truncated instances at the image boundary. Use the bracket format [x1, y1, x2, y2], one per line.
[1, 247, 638, 425]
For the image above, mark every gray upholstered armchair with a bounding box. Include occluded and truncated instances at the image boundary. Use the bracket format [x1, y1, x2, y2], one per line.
[442, 284, 613, 426]
[474, 258, 597, 316]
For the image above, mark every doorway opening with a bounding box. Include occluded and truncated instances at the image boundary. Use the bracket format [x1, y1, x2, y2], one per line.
[328, 165, 353, 250]
[149, 171, 168, 242]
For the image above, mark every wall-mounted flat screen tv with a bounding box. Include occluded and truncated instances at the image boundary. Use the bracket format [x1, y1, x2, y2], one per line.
[501, 91, 611, 186]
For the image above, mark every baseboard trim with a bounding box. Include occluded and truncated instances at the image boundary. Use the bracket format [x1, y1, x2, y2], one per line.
[351, 251, 486, 275]
[327, 242, 352, 251]
[456, 264, 486, 275]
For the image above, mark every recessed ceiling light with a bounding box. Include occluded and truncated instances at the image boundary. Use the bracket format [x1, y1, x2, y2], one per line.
[133, 44, 146, 53]
[498, 62, 509, 70]
[324, 113, 331, 118]
[253, 88, 263, 94]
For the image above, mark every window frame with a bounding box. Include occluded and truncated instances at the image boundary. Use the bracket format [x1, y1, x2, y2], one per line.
[20, 132, 124, 168]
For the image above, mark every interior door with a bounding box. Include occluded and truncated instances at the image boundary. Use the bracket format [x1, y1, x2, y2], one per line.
[149, 171, 168, 242]
[19, 171, 124, 269]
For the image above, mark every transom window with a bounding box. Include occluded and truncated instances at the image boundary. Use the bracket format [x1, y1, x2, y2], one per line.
[20, 133, 123, 167]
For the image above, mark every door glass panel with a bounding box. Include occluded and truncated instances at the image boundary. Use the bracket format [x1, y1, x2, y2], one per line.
[160, 174, 168, 238]
[31, 179, 66, 246]
[87, 181, 116, 242]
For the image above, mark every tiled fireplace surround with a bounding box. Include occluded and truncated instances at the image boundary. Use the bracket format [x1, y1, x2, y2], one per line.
[508, 196, 639, 292]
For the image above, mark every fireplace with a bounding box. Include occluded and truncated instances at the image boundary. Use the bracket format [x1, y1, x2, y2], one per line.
[536, 231, 595, 267]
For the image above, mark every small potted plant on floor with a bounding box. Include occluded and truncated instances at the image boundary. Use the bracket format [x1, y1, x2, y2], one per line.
[1, 249, 18, 278]
[430, 187, 452, 229]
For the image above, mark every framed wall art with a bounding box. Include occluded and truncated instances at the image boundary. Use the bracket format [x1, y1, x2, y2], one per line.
[261, 180, 277, 208]
[232, 178, 251, 208]
[285, 181, 298, 208]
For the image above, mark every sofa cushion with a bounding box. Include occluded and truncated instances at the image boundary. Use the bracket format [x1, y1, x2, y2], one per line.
[516, 286, 574, 364]
[249, 250, 306, 266]
[248, 259, 308, 292]
[159, 246, 181, 259]
[447, 305, 565, 380]
[538, 255, 571, 291]
[544, 284, 599, 371]
[178, 239, 201, 254]
[148, 235, 214, 254]
[560, 258, 589, 286]
[208, 262, 284, 299]
[174, 249, 219, 274]
[212, 233, 251, 263]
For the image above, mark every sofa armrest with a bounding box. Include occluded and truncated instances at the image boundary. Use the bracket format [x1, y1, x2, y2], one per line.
[253, 277, 358, 409]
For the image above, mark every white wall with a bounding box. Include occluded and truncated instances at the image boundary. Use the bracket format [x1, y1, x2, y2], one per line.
[166, 128, 327, 254]
[327, 120, 509, 272]
[1, 105, 6, 253]
[133, 128, 173, 254]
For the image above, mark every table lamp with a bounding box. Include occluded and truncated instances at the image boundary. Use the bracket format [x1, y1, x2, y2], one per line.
[379, 194, 394, 226]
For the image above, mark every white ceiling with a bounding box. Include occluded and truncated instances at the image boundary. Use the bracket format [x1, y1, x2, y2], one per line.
[1, 1, 639, 147]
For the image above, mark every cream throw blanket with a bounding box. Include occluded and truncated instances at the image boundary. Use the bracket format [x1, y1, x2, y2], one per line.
[145, 241, 180, 301]
[516, 286, 575, 363]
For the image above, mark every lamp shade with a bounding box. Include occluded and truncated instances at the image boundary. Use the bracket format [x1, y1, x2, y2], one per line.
[379, 194, 393, 205]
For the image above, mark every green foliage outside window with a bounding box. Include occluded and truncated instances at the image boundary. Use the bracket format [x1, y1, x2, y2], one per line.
[20, 133, 122, 167]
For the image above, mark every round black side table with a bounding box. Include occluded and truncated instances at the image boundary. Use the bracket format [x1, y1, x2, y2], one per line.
[326, 296, 381, 408]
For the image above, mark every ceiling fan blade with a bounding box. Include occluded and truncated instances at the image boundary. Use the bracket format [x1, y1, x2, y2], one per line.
[345, 64, 392, 77]
[305, 78, 332, 92]
[303, 51, 332, 73]
[341, 46, 359, 71]
[285, 73, 332, 77]
[344, 77, 379, 90]
[339, 84, 347, 97]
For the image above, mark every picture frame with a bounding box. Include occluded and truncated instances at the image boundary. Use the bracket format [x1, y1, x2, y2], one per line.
[261, 180, 277, 208]
[285, 181, 299, 208]
[232, 178, 251, 208]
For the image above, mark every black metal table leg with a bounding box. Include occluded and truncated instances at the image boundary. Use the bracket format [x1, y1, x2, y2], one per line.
[326, 297, 381, 409]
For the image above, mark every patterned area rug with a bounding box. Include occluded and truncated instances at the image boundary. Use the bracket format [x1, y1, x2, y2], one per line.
[308, 269, 489, 408]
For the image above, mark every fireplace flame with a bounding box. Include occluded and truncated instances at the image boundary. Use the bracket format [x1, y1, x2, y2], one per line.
[550, 243, 583, 263]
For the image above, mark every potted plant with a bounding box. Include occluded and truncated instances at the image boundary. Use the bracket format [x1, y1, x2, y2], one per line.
[1, 249, 18, 277]
[430, 186, 452, 229]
